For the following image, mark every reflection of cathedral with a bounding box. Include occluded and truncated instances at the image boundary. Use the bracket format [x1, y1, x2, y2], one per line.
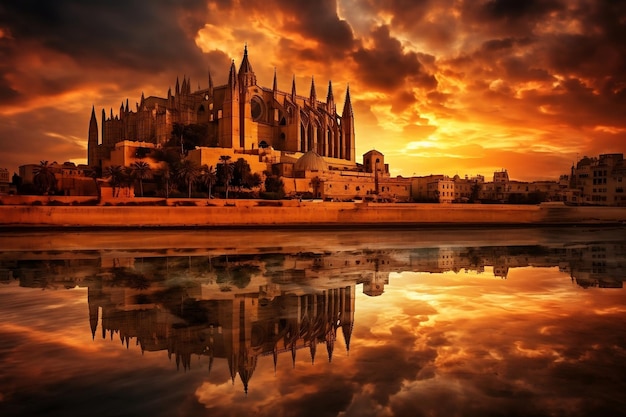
[88, 46, 355, 168]
[3, 240, 625, 391]
[88, 281, 354, 393]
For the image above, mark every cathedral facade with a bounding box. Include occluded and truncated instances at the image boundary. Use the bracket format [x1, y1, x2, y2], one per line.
[88, 46, 355, 169]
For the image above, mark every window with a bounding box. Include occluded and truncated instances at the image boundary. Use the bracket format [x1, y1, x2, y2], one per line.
[251, 96, 264, 121]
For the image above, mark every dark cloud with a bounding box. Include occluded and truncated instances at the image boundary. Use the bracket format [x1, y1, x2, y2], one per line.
[481, 0, 564, 21]
[274, 0, 354, 52]
[0, 0, 209, 71]
[352, 25, 437, 93]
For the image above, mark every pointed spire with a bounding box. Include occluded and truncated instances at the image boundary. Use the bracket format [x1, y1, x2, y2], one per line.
[310, 341, 317, 364]
[90, 105, 97, 121]
[273, 68, 278, 93]
[291, 75, 296, 100]
[327, 81, 335, 113]
[141, 91, 145, 106]
[342, 84, 353, 117]
[309, 76, 317, 106]
[228, 60, 237, 89]
[175, 77, 180, 95]
[208, 69, 214, 96]
[167, 87, 172, 100]
[238, 43, 256, 86]
[125, 99, 129, 113]
[181, 76, 187, 95]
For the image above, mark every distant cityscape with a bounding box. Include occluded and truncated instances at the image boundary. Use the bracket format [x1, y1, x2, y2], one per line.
[1, 46, 624, 206]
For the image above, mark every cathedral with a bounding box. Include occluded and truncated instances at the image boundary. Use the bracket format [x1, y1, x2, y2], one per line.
[88, 46, 355, 169]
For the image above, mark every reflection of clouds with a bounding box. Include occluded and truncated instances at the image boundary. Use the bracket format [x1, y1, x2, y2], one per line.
[371, 267, 626, 417]
[2, 250, 626, 416]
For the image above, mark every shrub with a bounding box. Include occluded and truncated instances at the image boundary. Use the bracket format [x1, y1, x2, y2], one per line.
[259, 192, 283, 200]
[257, 200, 283, 207]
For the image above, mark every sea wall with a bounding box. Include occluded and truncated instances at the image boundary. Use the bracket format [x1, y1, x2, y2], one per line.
[1, 201, 625, 228]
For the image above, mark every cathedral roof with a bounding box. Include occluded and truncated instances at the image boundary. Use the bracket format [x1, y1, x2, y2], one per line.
[294, 151, 328, 172]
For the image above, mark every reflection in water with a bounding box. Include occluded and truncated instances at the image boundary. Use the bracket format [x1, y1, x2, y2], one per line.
[1, 227, 625, 416]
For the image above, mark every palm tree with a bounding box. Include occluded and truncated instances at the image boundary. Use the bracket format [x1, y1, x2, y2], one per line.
[131, 161, 151, 197]
[122, 166, 134, 197]
[104, 165, 123, 197]
[33, 160, 57, 195]
[201, 165, 217, 198]
[219, 155, 234, 199]
[175, 159, 200, 198]
[160, 165, 172, 199]
[89, 166, 103, 201]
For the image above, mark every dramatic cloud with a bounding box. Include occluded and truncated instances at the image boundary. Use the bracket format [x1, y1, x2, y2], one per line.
[0, 0, 625, 180]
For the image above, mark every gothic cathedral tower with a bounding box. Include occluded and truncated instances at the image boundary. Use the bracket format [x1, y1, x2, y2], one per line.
[87, 106, 99, 168]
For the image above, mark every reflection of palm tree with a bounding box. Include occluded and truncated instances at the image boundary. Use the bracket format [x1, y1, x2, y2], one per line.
[131, 161, 151, 197]
[219, 155, 234, 199]
[104, 165, 123, 197]
[176, 159, 200, 198]
[201, 165, 217, 198]
[33, 160, 57, 195]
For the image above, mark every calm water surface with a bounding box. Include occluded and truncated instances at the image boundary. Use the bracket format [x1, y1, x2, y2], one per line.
[1, 227, 625, 417]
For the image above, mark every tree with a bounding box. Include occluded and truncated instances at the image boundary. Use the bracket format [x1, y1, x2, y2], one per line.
[88, 165, 102, 201]
[175, 159, 201, 198]
[469, 182, 482, 203]
[33, 160, 57, 195]
[172, 123, 186, 156]
[232, 158, 250, 191]
[159, 166, 173, 198]
[131, 161, 151, 197]
[200, 165, 217, 198]
[169, 123, 209, 154]
[104, 165, 123, 197]
[122, 166, 134, 197]
[263, 174, 285, 199]
[217, 155, 234, 198]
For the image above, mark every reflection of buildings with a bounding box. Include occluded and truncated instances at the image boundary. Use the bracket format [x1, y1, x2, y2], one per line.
[88, 280, 355, 393]
[2, 240, 625, 391]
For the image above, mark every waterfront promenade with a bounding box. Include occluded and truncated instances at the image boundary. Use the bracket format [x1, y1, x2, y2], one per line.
[1, 200, 625, 228]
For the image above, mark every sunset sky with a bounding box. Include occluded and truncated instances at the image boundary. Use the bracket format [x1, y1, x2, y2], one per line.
[1, 0, 625, 181]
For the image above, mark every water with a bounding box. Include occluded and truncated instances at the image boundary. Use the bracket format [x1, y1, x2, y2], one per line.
[1, 227, 625, 417]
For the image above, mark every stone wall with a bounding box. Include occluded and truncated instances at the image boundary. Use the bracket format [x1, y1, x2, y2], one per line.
[1, 200, 625, 228]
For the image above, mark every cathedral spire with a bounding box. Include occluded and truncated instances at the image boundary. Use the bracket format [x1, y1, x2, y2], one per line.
[208, 69, 214, 96]
[309, 76, 317, 106]
[327, 80, 335, 113]
[342, 84, 353, 117]
[181, 76, 187, 96]
[228, 60, 237, 90]
[238, 44, 256, 87]
[310, 340, 317, 364]
[175, 77, 180, 95]
[291, 75, 296, 100]
[88, 105, 99, 167]
[273, 68, 278, 93]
